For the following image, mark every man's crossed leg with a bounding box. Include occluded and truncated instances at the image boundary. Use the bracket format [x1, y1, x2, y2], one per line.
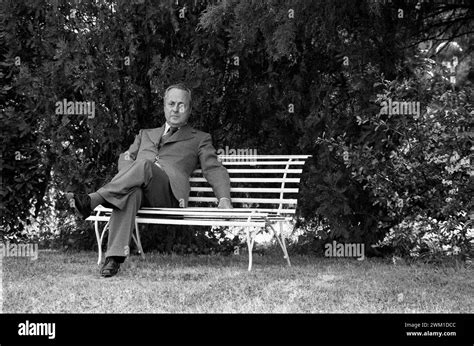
[67, 159, 178, 277]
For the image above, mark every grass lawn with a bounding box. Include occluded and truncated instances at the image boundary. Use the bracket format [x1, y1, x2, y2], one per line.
[2, 249, 473, 313]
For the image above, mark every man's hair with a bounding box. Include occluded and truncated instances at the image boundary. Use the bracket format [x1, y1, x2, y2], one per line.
[164, 83, 192, 107]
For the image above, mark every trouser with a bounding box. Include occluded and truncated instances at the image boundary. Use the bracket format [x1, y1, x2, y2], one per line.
[96, 159, 178, 258]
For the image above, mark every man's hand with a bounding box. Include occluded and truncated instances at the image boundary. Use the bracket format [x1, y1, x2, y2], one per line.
[218, 197, 232, 209]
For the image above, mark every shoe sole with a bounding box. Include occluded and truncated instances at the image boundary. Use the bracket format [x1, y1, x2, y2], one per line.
[100, 268, 120, 278]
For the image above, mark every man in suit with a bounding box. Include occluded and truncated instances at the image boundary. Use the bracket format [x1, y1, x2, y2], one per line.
[67, 83, 232, 278]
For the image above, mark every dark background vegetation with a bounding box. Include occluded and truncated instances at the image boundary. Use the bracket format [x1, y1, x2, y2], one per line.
[1, 0, 472, 261]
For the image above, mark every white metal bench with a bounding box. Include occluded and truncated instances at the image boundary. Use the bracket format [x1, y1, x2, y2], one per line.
[87, 154, 311, 271]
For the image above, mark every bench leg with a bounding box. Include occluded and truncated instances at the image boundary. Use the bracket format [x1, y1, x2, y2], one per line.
[132, 220, 145, 260]
[97, 221, 110, 266]
[279, 222, 291, 267]
[266, 221, 291, 267]
[97, 220, 145, 264]
[94, 220, 102, 266]
[245, 227, 256, 271]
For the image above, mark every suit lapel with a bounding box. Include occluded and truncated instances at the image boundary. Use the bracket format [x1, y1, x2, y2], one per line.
[148, 126, 165, 147]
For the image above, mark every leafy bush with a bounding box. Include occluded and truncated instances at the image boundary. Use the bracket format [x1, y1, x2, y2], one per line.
[372, 214, 473, 262]
[320, 55, 473, 260]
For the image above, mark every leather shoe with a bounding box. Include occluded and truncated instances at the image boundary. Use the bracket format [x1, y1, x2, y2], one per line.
[100, 257, 121, 278]
[66, 193, 92, 219]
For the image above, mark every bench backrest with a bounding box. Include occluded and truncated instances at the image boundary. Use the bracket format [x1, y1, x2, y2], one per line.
[189, 155, 311, 216]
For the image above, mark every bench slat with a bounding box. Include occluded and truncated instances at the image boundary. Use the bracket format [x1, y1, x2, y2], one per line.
[95, 209, 270, 218]
[139, 207, 268, 212]
[90, 208, 297, 216]
[219, 161, 306, 165]
[218, 155, 311, 159]
[179, 208, 296, 214]
[188, 197, 297, 204]
[138, 207, 296, 214]
[191, 208, 296, 214]
[135, 218, 266, 227]
[193, 168, 302, 174]
[137, 207, 293, 214]
[88, 215, 266, 227]
[190, 187, 299, 193]
[189, 177, 301, 183]
[92, 207, 288, 216]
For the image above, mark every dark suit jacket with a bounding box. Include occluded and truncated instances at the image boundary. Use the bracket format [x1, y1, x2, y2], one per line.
[117, 124, 231, 207]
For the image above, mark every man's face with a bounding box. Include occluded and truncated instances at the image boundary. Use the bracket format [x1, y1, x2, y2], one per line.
[164, 88, 191, 127]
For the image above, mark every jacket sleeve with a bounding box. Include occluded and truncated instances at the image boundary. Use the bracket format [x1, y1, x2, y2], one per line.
[198, 133, 231, 200]
[118, 130, 142, 171]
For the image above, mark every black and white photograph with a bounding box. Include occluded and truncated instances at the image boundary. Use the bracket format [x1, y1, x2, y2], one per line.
[1, 0, 473, 344]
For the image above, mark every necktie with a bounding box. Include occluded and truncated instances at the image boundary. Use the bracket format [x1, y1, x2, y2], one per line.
[159, 126, 178, 150]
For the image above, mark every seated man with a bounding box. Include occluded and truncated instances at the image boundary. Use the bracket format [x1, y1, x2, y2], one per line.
[67, 83, 232, 278]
